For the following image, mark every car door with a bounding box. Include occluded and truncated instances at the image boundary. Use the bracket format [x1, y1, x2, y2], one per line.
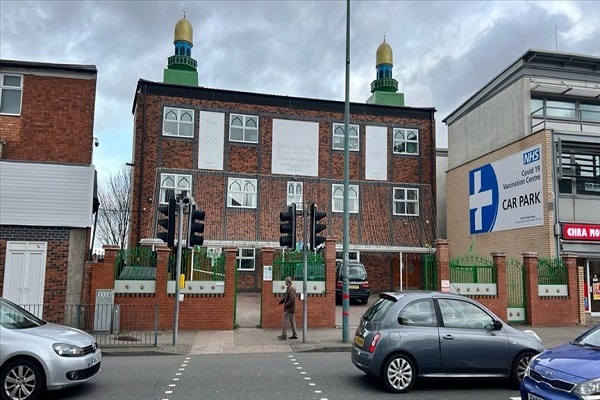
[435, 297, 510, 374]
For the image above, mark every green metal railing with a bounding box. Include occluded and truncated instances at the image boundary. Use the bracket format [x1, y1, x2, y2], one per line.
[168, 248, 225, 281]
[506, 257, 526, 312]
[423, 253, 437, 290]
[114, 247, 157, 280]
[449, 254, 496, 284]
[273, 251, 325, 281]
[538, 257, 568, 285]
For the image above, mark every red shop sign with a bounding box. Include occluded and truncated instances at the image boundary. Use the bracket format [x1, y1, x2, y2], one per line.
[562, 223, 600, 241]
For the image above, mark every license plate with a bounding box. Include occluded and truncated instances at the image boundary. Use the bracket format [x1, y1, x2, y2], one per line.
[90, 353, 101, 366]
[349, 285, 359, 289]
[528, 394, 545, 400]
[354, 336, 364, 347]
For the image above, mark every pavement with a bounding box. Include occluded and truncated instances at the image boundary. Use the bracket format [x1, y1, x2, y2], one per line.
[102, 293, 600, 356]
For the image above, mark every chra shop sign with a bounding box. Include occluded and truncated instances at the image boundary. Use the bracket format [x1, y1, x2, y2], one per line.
[563, 223, 600, 241]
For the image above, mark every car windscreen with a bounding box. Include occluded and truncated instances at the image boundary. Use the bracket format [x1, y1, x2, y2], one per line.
[362, 297, 395, 322]
[0, 298, 45, 329]
[573, 324, 600, 347]
[347, 265, 367, 281]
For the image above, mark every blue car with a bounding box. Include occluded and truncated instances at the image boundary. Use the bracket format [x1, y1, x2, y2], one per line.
[521, 323, 600, 400]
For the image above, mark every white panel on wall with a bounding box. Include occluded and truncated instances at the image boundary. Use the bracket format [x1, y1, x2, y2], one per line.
[271, 119, 319, 177]
[198, 111, 225, 170]
[365, 125, 388, 180]
[0, 162, 94, 227]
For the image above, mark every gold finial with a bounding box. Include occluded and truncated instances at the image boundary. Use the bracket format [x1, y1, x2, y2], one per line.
[183, 8, 186, 18]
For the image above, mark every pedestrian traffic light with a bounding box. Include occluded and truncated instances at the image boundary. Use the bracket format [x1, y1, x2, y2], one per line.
[310, 203, 326, 251]
[187, 204, 205, 248]
[279, 203, 296, 250]
[157, 197, 176, 248]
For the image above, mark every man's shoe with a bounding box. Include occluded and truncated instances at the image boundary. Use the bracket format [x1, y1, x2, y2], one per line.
[289, 335, 298, 339]
[277, 334, 287, 340]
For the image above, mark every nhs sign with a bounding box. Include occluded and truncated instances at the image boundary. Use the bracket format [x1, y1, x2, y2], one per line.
[469, 145, 544, 234]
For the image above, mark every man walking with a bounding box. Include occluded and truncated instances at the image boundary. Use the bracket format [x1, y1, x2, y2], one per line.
[278, 276, 298, 340]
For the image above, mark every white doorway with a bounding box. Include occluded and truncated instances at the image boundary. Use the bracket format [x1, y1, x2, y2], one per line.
[2, 241, 47, 318]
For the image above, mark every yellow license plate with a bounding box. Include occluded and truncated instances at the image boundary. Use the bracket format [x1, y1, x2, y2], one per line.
[354, 336, 364, 347]
[349, 284, 359, 289]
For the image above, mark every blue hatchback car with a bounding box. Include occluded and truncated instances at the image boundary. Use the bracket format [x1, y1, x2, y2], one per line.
[521, 323, 600, 400]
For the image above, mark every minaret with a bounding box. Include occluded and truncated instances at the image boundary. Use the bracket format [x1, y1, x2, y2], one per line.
[163, 13, 198, 86]
[366, 35, 405, 106]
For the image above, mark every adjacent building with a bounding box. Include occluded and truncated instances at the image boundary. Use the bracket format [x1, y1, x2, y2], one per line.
[444, 49, 600, 317]
[128, 17, 438, 292]
[0, 59, 98, 319]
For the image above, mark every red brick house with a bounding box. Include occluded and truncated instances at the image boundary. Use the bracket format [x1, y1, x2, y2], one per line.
[0, 59, 98, 320]
[128, 17, 438, 292]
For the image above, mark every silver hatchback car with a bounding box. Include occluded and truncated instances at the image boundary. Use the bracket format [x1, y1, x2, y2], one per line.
[0, 297, 102, 400]
[351, 291, 545, 393]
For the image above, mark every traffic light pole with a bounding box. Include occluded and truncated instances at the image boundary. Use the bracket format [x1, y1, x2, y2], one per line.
[173, 196, 184, 346]
[302, 206, 308, 343]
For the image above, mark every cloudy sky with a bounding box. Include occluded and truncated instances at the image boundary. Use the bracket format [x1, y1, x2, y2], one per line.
[1, 1, 599, 182]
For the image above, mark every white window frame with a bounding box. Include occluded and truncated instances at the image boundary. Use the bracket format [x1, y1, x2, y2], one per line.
[287, 181, 303, 210]
[229, 113, 259, 143]
[332, 123, 359, 151]
[336, 251, 359, 263]
[227, 178, 257, 209]
[332, 184, 359, 213]
[0, 74, 23, 116]
[237, 248, 255, 271]
[393, 128, 419, 155]
[159, 174, 192, 204]
[163, 107, 194, 137]
[393, 187, 419, 216]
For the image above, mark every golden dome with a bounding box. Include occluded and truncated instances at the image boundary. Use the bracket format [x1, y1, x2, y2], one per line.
[376, 40, 393, 66]
[174, 17, 193, 44]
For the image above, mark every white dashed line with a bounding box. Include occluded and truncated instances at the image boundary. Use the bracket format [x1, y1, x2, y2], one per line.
[289, 354, 328, 400]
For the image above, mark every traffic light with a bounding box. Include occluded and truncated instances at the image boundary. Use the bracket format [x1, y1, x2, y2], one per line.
[157, 197, 176, 248]
[310, 203, 326, 251]
[187, 204, 205, 248]
[279, 203, 296, 250]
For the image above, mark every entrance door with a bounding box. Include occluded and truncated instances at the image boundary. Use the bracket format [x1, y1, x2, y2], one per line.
[2, 242, 47, 318]
[590, 261, 600, 314]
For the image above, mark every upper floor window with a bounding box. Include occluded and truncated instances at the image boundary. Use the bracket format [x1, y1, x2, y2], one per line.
[227, 178, 257, 208]
[237, 248, 255, 271]
[0, 74, 23, 115]
[163, 107, 194, 137]
[332, 123, 359, 151]
[581, 103, 600, 122]
[393, 187, 419, 216]
[287, 181, 303, 210]
[393, 128, 419, 155]
[160, 174, 192, 203]
[332, 184, 358, 213]
[230, 114, 258, 143]
[531, 97, 600, 123]
[558, 149, 600, 197]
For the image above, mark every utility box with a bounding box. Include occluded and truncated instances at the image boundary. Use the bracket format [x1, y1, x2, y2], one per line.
[94, 289, 119, 332]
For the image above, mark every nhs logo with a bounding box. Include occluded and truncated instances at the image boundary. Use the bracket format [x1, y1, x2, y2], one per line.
[522, 148, 540, 165]
[469, 164, 499, 234]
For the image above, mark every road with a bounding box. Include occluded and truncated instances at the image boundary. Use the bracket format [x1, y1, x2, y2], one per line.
[44, 353, 524, 400]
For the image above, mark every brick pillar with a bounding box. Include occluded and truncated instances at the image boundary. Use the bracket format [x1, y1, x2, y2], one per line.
[522, 252, 538, 325]
[577, 266, 586, 326]
[491, 252, 507, 321]
[90, 245, 119, 302]
[325, 238, 336, 298]
[260, 247, 275, 328]
[561, 252, 579, 325]
[155, 245, 171, 302]
[435, 239, 450, 291]
[223, 247, 237, 330]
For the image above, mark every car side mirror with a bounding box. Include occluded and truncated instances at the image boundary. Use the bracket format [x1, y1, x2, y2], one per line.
[493, 320, 503, 330]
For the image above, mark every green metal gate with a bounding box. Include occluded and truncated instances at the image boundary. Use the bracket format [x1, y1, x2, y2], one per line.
[506, 257, 526, 323]
[423, 253, 437, 290]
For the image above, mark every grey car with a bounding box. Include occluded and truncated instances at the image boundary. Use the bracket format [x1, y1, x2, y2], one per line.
[0, 297, 101, 400]
[351, 291, 545, 393]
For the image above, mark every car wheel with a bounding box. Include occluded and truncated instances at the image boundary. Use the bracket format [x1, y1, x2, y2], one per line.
[382, 354, 416, 393]
[1, 358, 46, 400]
[510, 351, 535, 387]
[362, 297, 369, 305]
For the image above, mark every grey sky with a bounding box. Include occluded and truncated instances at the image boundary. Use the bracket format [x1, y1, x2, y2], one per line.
[1, 1, 599, 182]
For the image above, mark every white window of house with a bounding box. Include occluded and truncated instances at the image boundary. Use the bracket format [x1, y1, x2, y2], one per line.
[393, 128, 419, 155]
[160, 174, 192, 203]
[0, 74, 23, 115]
[332, 123, 359, 151]
[237, 248, 255, 271]
[230, 114, 258, 143]
[332, 184, 358, 213]
[393, 187, 419, 216]
[336, 251, 359, 263]
[287, 181, 303, 210]
[163, 107, 194, 137]
[227, 178, 257, 208]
